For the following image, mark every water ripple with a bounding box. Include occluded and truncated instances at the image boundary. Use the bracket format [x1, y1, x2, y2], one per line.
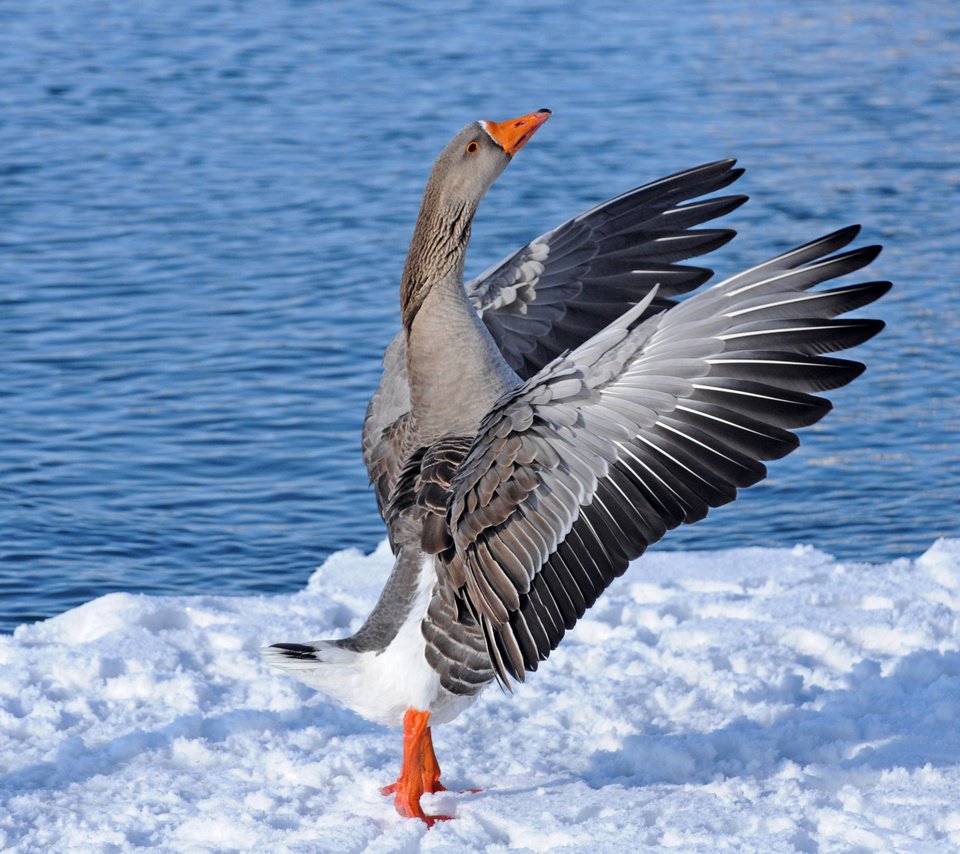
[1, 0, 958, 631]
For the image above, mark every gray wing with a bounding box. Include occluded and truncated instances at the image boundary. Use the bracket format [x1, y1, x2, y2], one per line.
[441, 226, 889, 684]
[378, 436, 495, 695]
[363, 160, 747, 511]
[466, 159, 747, 379]
[362, 333, 412, 515]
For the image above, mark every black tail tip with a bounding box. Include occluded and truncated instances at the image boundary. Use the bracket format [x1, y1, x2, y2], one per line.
[268, 643, 319, 660]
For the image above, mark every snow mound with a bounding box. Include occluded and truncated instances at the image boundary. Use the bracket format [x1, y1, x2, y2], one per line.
[2, 540, 959, 852]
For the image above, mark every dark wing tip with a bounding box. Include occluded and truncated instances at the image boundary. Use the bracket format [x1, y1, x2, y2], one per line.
[830, 224, 863, 247]
[800, 224, 864, 258]
[722, 193, 750, 213]
[844, 360, 868, 383]
[709, 227, 738, 253]
[852, 280, 893, 309]
[844, 318, 886, 349]
[698, 157, 738, 172]
[655, 158, 743, 190]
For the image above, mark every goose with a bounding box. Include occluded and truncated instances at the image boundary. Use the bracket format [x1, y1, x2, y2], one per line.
[264, 109, 888, 824]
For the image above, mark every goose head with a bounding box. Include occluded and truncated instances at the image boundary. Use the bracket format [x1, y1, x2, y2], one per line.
[422, 108, 552, 213]
[400, 109, 551, 329]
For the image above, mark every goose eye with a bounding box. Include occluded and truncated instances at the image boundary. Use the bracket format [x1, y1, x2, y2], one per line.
[466, 141, 479, 154]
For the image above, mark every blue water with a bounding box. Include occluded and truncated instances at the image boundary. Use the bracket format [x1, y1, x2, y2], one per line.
[2, 1, 958, 632]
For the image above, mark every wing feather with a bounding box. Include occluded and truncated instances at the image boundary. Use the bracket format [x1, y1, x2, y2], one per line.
[442, 230, 887, 684]
[467, 159, 745, 379]
[363, 162, 747, 508]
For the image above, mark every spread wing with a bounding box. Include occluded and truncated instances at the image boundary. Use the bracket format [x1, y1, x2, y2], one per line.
[441, 226, 889, 684]
[466, 159, 747, 379]
[363, 160, 747, 513]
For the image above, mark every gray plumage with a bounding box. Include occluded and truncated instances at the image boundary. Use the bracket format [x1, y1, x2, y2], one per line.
[270, 114, 887, 714]
[442, 227, 887, 684]
[363, 159, 747, 516]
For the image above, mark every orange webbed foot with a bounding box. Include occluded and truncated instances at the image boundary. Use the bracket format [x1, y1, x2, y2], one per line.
[379, 780, 449, 796]
[384, 709, 468, 826]
[393, 792, 453, 827]
[382, 781, 478, 796]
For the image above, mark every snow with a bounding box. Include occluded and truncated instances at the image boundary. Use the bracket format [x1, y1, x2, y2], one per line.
[2, 539, 959, 853]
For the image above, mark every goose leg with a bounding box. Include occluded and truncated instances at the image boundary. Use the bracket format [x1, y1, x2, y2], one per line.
[381, 708, 452, 826]
[419, 726, 446, 793]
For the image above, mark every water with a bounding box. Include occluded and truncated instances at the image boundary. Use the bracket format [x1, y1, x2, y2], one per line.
[2, 1, 958, 632]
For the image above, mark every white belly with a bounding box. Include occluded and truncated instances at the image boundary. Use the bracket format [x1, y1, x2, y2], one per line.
[280, 555, 483, 728]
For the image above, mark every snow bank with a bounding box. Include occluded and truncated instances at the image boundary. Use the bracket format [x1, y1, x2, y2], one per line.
[2, 540, 959, 852]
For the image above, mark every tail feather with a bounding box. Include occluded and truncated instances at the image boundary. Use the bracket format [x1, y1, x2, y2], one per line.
[261, 640, 359, 671]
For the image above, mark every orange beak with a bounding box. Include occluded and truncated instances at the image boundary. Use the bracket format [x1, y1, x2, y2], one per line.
[481, 109, 551, 156]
